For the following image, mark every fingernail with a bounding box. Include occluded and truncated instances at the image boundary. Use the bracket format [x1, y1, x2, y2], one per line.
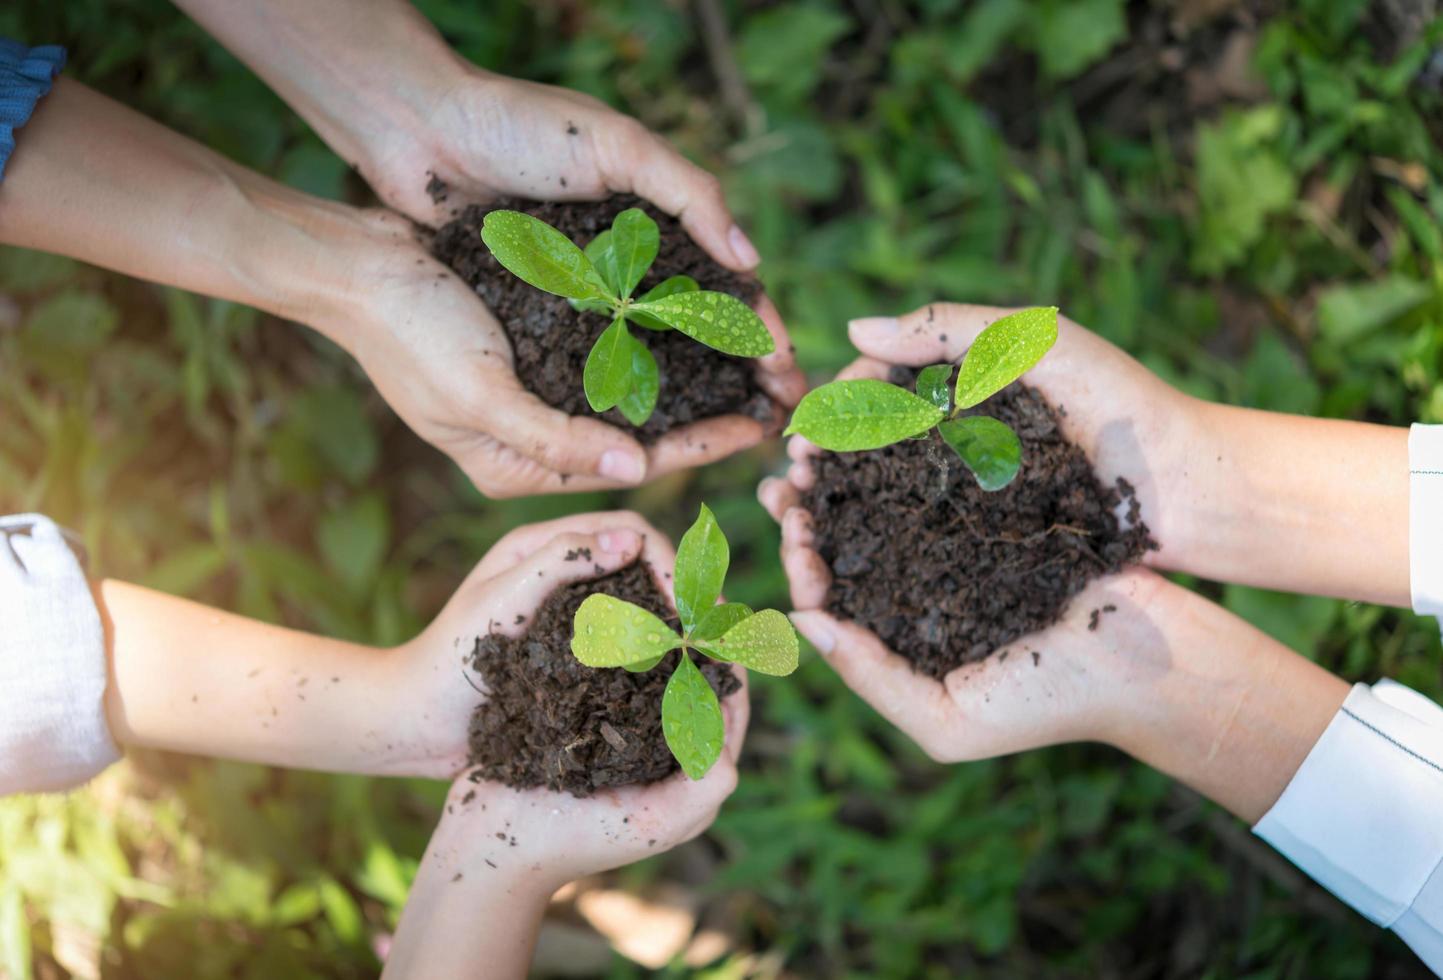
[790, 611, 834, 654]
[728, 225, 760, 268]
[848, 316, 899, 337]
[598, 529, 641, 554]
[599, 450, 646, 483]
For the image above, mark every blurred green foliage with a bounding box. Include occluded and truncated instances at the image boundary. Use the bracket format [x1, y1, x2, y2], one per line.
[1, 0, 1442, 976]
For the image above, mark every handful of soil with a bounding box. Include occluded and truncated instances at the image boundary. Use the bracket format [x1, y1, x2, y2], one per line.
[430, 195, 772, 443]
[467, 562, 741, 797]
[802, 378, 1155, 680]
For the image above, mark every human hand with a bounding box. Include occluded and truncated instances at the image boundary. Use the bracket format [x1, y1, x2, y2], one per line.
[319, 213, 798, 497]
[391, 510, 750, 781]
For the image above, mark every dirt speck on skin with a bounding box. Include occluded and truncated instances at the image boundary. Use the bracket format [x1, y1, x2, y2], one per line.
[803, 376, 1154, 680]
[466, 563, 739, 796]
[430, 195, 771, 443]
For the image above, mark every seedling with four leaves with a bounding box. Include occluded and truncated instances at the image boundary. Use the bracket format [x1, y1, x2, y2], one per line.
[570, 504, 799, 780]
[481, 208, 775, 426]
[784, 307, 1059, 490]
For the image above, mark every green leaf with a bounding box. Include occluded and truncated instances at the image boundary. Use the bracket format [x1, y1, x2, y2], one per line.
[938, 415, 1022, 491]
[631, 275, 699, 329]
[661, 652, 725, 780]
[480, 210, 614, 302]
[674, 503, 730, 634]
[1032, 0, 1127, 80]
[953, 307, 1058, 409]
[1316, 276, 1431, 344]
[572, 594, 682, 668]
[785, 379, 945, 451]
[607, 208, 660, 298]
[616, 332, 659, 426]
[692, 602, 753, 643]
[702, 609, 800, 676]
[583, 316, 635, 413]
[621, 654, 664, 674]
[317, 493, 389, 595]
[630, 291, 775, 356]
[916, 364, 953, 411]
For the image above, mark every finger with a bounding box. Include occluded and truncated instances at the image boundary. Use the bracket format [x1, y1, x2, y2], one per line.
[780, 507, 830, 610]
[751, 295, 807, 407]
[848, 303, 1016, 366]
[599, 122, 759, 273]
[790, 611, 958, 749]
[483, 530, 644, 634]
[784, 434, 819, 490]
[477, 378, 650, 486]
[644, 414, 767, 480]
[835, 355, 894, 382]
[719, 666, 750, 765]
[473, 511, 664, 582]
[758, 476, 800, 523]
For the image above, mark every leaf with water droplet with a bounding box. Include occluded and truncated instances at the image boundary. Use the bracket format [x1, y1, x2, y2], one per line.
[481, 210, 615, 302]
[604, 208, 659, 299]
[674, 503, 729, 634]
[630, 291, 774, 357]
[938, 415, 1022, 491]
[691, 602, 753, 643]
[616, 331, 659, 426]
[700, 609, 799, 676]
[630, 275, 698, 330]
[583, 316, 635, 413]
[661, 652, 725, 780]
[785, 379, 945, 451]
[953, 306, 1058, 410]
[916, 364, 953, 412]
[572, 594, 681, 668]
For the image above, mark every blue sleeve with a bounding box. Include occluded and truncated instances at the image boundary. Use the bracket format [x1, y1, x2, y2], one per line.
[0, 39, 66, 181]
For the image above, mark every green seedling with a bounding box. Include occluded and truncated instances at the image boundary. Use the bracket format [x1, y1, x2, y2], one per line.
[785, 307, 1059, 490]
[570, 504, 799, 780]
[481, 208, 774, 426]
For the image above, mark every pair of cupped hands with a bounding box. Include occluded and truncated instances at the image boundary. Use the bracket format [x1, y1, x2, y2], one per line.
[351, 73, 1199, 896]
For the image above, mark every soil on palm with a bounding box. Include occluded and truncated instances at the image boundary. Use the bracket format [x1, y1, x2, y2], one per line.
[430, 195, 771, 444]
[802, 377, 1155, 680]
[467, 562, 741, 796]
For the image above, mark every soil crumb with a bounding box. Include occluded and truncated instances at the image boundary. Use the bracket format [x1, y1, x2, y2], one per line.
[466, 563, 740, 796]
[803, 378, 1154, 680]
[430, 195, 771, 443]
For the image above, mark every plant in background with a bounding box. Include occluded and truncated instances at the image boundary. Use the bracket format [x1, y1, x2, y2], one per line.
[481, 209, 775, 425]
[571, 504, 798, 779]
[785, 307, 1059, 490]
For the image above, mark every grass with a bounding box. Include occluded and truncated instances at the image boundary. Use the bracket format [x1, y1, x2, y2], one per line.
[1, 0, 1441, 976]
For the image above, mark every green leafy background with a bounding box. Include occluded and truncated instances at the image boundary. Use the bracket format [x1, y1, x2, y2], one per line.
[2, 0, 1442, 976]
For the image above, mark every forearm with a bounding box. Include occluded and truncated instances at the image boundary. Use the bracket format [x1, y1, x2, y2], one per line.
[170, 0, 464, 184]
[0, 78, 369, 327]
[1167, 400, 1409, 607]
[96, 579, 424, 775]
[1107, 578, 1349, 824]
[383, 819, 555, 979]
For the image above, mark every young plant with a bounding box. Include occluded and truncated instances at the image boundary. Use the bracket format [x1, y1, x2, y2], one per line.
[570, 504, 798, 780]
[480, 208, 775, 426]
[785, 306, 1059, 490]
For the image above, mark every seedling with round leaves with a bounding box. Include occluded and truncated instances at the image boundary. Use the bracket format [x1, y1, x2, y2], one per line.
[480, 208, 775, 426]
[784, 307, 1059, 491]
[570, 504, 799, 780]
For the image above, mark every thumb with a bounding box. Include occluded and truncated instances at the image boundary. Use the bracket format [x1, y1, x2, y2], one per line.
[596, 122, 759, 273]
[480, 381, 649, 485]
[484, 529, 645, 631]
[848, 303, 1017, 366]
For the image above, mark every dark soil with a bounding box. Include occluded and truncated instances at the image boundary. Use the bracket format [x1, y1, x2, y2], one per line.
[466, 562, 741, 796]
[430, 195, 771, 443]
[803, 376, 1155, 680]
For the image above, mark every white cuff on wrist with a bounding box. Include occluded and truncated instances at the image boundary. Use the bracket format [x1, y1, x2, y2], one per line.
[1409, 423, 1443, 617]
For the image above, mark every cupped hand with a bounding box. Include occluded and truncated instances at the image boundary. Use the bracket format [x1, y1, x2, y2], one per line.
[330, 213, 800, 497]
[392, 510, 749, 782]
[402, 509, 749, 883]
[758, 302, 1211, 760]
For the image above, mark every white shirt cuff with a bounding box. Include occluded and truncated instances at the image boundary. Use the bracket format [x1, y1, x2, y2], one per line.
[1409, 423, 1443, 616]
[1255, 680, 1443, 930]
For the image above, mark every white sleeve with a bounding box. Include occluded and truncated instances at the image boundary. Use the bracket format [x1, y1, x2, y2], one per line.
[0, 514, 120, 795]
[1251, 423, 1443, 974]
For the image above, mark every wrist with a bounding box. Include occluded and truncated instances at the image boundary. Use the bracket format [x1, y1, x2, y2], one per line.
[1101, 577, 1347, 823]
